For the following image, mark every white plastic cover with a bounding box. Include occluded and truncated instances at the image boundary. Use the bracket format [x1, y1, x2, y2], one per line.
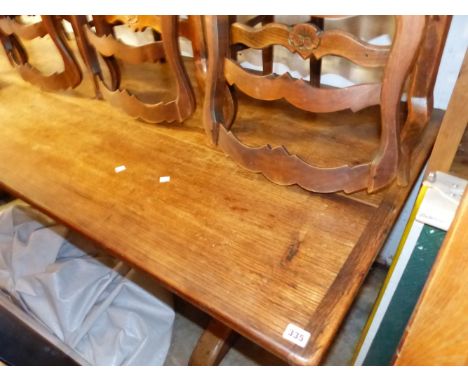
[0, 202, 174, 365]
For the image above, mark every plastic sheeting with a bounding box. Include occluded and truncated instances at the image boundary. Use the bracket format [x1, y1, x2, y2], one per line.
[0, 202, 175, 365]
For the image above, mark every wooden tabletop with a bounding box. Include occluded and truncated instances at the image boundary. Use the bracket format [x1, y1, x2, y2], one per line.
[0, 38, 443, 365]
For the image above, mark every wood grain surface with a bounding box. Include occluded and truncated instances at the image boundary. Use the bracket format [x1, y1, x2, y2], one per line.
[0, 38, 442, 365]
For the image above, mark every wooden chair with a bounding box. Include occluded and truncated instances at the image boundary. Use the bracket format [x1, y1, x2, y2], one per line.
[0, 16, 82, 91]
[78, 15, 196, 123]
[178, 15, 207, 92]
[203, 16, 451, 194]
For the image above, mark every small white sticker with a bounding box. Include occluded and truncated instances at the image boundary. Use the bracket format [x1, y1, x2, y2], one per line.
[282, 323, 310, 348]
[114, 165, 126, 173]
[159, 176, 171, 183]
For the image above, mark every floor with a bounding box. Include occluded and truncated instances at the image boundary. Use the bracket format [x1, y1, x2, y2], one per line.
[165, 264, 387, 366]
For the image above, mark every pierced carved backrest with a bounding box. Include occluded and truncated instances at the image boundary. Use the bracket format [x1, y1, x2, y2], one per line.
[0, 16, 82, 91]
[82, 15, 195, 123]
[203, 15, 450, 194]
[229, 20, 387, 113]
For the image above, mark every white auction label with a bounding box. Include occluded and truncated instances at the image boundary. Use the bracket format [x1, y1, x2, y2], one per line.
[159, 176, 171, 183]
[282, 323, 311, 348]
[114, 165, 126, 173]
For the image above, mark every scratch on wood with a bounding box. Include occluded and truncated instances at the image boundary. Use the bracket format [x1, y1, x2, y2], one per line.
[285, 239, 301, 262]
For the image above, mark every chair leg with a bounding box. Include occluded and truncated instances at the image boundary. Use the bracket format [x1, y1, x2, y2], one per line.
[68, 16, 103, 98]
[188, 15, 207, 92]
[89, 15, 121, 92]
[368, 16, 426, 192]
[161, 16, 196, 121]
[189, 319, 237, 366]
[203, 15, 232, 144]
[398, 15, 452, 185]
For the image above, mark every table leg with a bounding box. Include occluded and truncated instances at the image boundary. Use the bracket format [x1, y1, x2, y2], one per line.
[188, 319, 237, 366]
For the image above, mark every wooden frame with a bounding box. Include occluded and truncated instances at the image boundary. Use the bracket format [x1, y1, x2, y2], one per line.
[203, 16, 450, 194]
[400, 16, 454, 180]
[179, 15, 207, 91]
